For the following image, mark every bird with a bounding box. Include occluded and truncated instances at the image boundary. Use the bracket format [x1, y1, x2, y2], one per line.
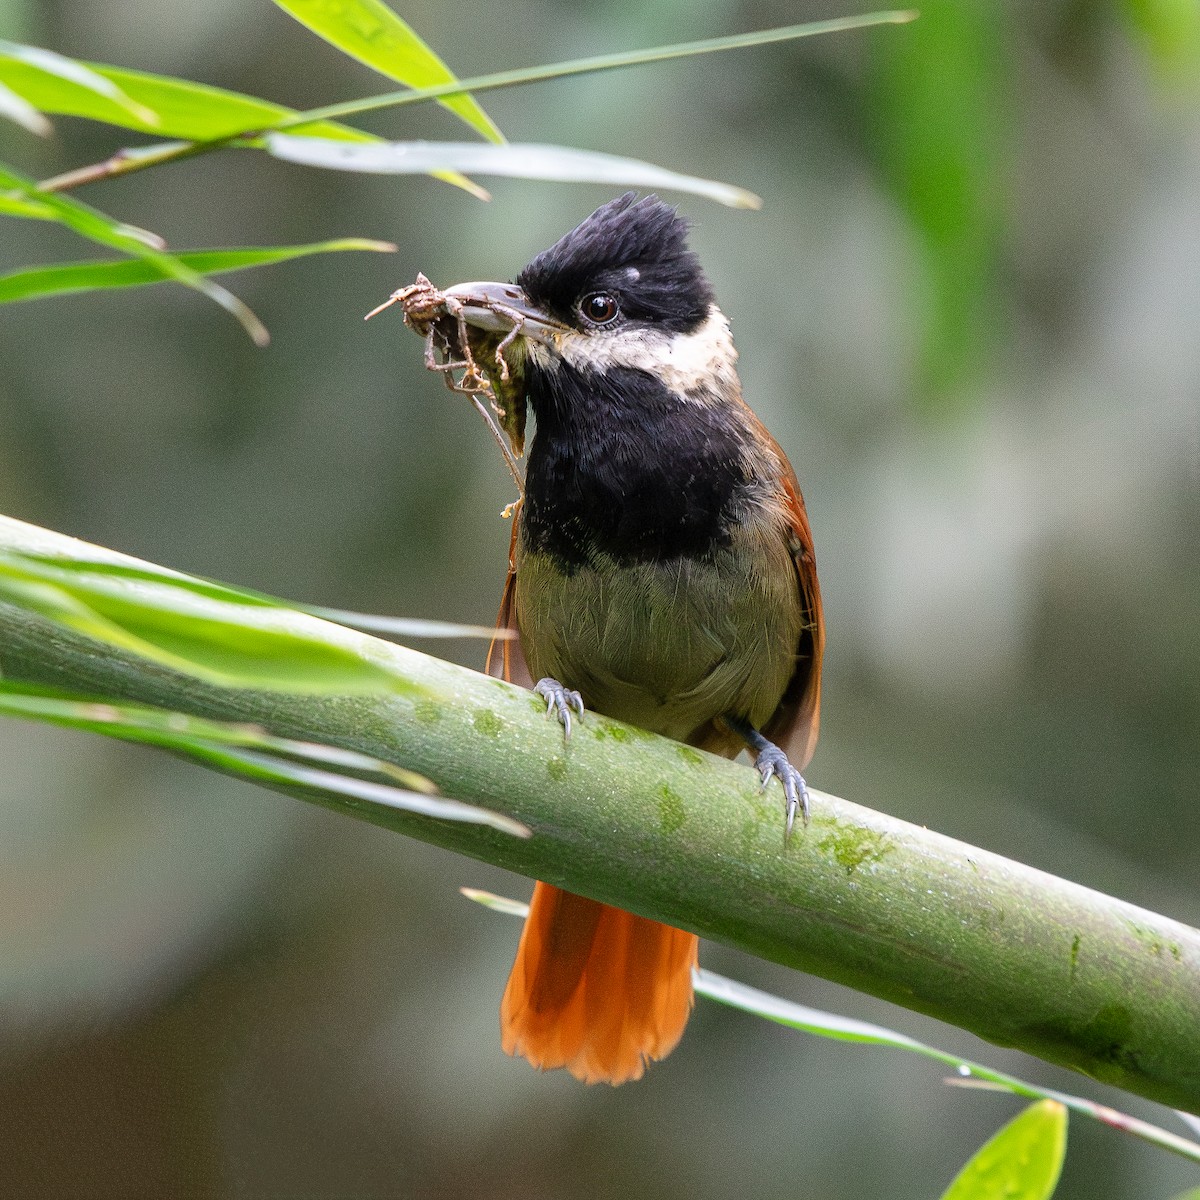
[433, 192, 823, 1085]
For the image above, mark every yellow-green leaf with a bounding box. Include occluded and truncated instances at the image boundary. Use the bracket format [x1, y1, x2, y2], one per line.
[0, 238, 395, 303]
[0, 39, 158, 125]
[0, 551, 414, 695]
[0, 191, 55, 219]
[0, 54, 369, 140]
[0, 685, 529, 837]
[940, 1101, 1068, 1200]
[0, 76, 51, 134]
[272, 0, 502, 144]
[0, 160, 269, 343]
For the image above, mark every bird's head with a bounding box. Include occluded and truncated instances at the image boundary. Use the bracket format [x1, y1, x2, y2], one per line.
[444, 192, 739, 402]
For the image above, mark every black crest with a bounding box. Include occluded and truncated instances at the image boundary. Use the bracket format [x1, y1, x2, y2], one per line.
[517, 192, 714, 333]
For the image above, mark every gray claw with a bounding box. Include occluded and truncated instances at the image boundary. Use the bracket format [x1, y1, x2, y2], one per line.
[534, 677, 585, 739]
[755, 746, 810, 836]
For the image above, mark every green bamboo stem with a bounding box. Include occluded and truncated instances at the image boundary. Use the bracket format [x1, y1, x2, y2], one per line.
[1, 515, 1198, 1111]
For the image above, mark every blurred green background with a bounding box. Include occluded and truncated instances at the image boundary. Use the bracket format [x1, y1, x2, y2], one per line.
[2, 1, 1198, 1197]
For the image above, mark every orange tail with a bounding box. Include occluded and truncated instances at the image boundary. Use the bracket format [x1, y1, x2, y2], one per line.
[500, 882, 699, 1085]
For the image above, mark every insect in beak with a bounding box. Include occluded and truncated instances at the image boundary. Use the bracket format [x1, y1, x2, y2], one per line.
[441, 280, 567, 347]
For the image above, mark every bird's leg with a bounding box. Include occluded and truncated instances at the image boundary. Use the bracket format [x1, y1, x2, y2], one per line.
[534, 677, 585, 739]
[722, 714, 810, 835]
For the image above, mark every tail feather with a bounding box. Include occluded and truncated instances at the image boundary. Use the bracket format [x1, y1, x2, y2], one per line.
[501, 881, 699, 1085]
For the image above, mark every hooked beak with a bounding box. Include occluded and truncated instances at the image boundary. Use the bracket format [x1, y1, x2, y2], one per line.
[442, 280, 566, 346]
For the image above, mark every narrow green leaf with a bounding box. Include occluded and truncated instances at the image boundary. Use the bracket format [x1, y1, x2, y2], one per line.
[0, 54, 372, 140]
[0, 553, 511, 645]
[217, 748, 529, 835]
[276, 12, 919, 132]
[0, 53, 483, 197]
[940, 1100, 1067, 1200]
[0, 191, 55, 218]
[0, 77, 51, 134]
[0, 161, 269, 343]
[694, 969, 928, 1047]
[0, 551, 415, 695]
[463, 888, 1200, 1166]
[272, 0, 503, 144]
[265, 135, 761, 208]
[0, 238, 396, 303]
[459, 887, 532, 917]
[0, 40, 159, 125]
[0, 686, 528, 836]
[305, 608, 514, 640]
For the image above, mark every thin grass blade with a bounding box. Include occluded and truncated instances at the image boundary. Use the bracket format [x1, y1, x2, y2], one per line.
[462, 886, 1200, 1166]
[0, 686, 527, 835]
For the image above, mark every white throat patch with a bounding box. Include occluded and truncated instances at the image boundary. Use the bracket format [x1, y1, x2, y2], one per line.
[528, 306, 739, 398]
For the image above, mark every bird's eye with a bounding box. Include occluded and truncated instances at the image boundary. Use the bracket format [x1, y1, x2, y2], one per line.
[580, 292, 620, 326]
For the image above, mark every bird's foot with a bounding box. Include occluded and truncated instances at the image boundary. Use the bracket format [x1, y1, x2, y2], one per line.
[754, 743, 810, 836]
[722, 714, 811, 836]
[534, 677, 585, 739]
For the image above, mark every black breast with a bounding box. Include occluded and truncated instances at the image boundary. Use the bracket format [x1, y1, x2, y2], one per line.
[521, 363, 750, 569]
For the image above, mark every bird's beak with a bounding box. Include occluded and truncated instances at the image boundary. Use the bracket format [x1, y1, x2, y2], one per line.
[441, 280, 566, 346]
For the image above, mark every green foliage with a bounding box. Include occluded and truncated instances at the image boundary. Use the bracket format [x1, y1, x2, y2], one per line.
[263, 135, 762, 207]
[1122, 0, 1200, 87]
[270, 0, 504, 143]
[870, 0, 1006, 409]
[0, 685, 529, 836]
[465, 888, 1200, 1167]
[0, 37, 156, 128]
[0, 550, 415, 694]
[0, 9, 911, 336]
[939, 1101, 1067, 1200]
[0, 160, 270, 341]
[0, 239, 395, 303]
[0, 48, 373, 139]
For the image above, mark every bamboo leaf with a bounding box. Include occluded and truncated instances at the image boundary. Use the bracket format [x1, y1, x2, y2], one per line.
[0, 238, 396, 303]
[0, 161, 268, 343]
[0, 39, 159, 125]
[462, 887, 1200, 1166]
[0, 191, 55, 218]
[0, 76, 51, 134]
[0, 552, 510, 644]
[0, 51, 483, 197]
[0, 551, 416, 695]
[304, 608, 513, 640]
[265, 135, 761, 208]
[271, 0, 502, 144]
[276, 12, 919, 132]
[939, 1101, 1067, 1200]
[0, 53, 371, 140]
[0, 685, 529, 836]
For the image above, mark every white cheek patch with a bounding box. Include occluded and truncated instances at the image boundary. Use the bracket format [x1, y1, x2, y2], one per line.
[529, 307, 739, 399]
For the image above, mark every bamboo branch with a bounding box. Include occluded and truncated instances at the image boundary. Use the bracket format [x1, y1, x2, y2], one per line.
[1, 514, 1198, 1112]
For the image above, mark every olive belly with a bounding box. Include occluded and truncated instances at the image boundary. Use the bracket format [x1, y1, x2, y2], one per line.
[513, 529, 802, 744]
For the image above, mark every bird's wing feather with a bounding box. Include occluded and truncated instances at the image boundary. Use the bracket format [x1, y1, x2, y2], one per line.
[763, 453, 824, 769]
[487, 511, 534, 689]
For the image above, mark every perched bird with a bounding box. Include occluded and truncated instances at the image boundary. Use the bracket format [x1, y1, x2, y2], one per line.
[437, 193, 823, 1085]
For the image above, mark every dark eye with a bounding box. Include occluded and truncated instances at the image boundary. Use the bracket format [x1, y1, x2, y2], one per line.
[580, 292, 620, 325]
